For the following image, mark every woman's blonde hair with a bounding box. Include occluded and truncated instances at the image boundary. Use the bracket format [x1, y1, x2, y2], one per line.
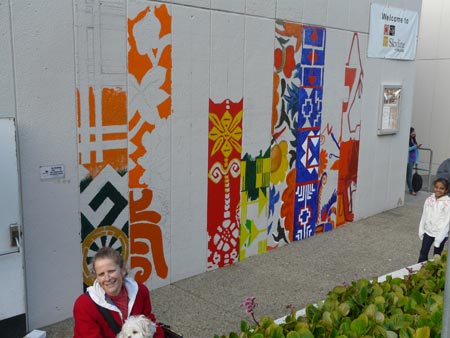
[91, 247, 126, 275]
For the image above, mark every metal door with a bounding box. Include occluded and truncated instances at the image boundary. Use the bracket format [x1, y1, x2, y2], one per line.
[0, 118, 26, 337]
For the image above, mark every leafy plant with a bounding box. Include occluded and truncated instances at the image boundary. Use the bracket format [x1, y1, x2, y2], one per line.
[215, 251, 449, 338]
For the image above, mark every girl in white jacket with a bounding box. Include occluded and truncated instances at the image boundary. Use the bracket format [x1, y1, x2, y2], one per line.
[418, 178, 450, 262]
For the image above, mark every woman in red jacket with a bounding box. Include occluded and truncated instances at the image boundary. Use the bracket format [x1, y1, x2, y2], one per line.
[73, 247, 165, 338]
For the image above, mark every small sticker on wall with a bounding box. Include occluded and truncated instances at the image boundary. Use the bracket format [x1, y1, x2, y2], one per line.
[40, 165, 65, 180]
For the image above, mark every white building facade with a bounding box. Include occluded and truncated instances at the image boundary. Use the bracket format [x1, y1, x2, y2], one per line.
[0, 0, 422, 334]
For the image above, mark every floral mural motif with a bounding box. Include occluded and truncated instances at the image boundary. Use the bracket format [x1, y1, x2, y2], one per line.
[127, 2, 172, 282]
[207, 99, 243, 269]
[74, 0, 173, 288]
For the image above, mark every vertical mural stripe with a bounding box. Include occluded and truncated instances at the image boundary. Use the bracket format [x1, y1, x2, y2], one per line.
[127, 1, 172, 285]
[239, 151, 270, 260]
[293, 26, 326, 241]
[74, 0, 130, 288]
[317, 32, 364, 232]
[269, 21, 304, 248]
[239, 16, 273, 261]
[270, 22, 327, 247]
[207, 99, 243, 269]
[170, 5, 210, 280]
[336, 33, 364, 226]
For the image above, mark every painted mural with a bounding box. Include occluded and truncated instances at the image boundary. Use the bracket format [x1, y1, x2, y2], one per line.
[268, 21, 327, 248]
[207, 99, 243, 269]
[318, 32, 364, 231]
[336, 33, 364, 226]
[77, 85, 130, 287]
[239, 150, 270, 260]
[74, 0, 131, 287]
[74, 0, 172, 287]
[74, 0, 365, 284]
[127, 2, 172, 283]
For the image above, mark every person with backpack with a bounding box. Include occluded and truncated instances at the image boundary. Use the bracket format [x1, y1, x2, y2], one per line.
[406, 127, 421, 196]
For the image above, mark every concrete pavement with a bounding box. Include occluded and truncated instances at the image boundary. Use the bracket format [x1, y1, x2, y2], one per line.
[41, 190, 429, 338]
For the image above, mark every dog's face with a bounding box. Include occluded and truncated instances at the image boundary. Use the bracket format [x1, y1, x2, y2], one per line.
[116, 315, 157, 338]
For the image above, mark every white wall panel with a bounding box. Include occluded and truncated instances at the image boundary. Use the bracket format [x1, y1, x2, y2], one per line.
[407, 0, 423, 11]
[354, 33, 385, 217]
[385, 56, 416, 209]
[0, 2, 15, 117]
[276, 0, 304, 23]
[243, 16, 273, 151]
[327, 0, 349, 30]
[322, 29, 347, 127]
[437, 1, 450, 58]
[411, 60, 436, 161]
[356, 53, 382, 216]
[171, 5, 210, 282]
[371, 136, 393, 212]
[211, 0, 245, 13]
[171, 0, 210, 8]
[240, 16, 274, 259]
[428, 60, 450, 164]
[210, 11, 244, 102]
[413, 0, 450, 174]
[387, 0, 405, 9]
[358, 42, 407, 217]
[415, 0, 442, 59]
[356, 30, 417, 218]
[348, 0, 370, 33]
[303, 0, 328, 26]
[11, 0, 80, 329]
[245, 0, 276, 18]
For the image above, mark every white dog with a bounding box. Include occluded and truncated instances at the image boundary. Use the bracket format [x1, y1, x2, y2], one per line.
[116, 315, 157, 338]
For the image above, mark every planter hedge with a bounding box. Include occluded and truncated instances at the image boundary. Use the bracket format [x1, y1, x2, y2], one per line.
[215, 251, 449, 338]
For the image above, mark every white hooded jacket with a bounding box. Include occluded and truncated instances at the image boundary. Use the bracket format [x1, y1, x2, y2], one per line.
[418, 193, 450, 248]
[86, 277, 139, 323]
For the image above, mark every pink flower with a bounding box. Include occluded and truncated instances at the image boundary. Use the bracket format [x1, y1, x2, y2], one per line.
[240, 296, 260, 326]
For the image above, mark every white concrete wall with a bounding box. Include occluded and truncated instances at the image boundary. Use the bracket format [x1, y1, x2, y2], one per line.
[4, 0, 82, 329]
[0, 1, 15, 117]
[1, 0, 422, 330]
[412, 0, 450, 174]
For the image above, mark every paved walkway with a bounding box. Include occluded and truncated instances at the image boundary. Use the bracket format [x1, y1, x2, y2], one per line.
[42, 191, 429, 338]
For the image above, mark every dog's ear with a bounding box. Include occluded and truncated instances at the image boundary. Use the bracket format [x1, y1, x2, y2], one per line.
[138, 316, 150, 336]
[138, 316, 156, 337]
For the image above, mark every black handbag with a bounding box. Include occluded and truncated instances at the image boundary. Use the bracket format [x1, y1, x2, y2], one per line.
[412, 166, 423, 192]
[159, 322, 184, 338]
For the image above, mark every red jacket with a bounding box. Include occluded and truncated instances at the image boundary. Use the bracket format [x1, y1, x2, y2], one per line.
[73, 279, 164, 338]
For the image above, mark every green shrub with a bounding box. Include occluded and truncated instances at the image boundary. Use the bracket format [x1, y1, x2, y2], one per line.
[215, 252, 448, 338]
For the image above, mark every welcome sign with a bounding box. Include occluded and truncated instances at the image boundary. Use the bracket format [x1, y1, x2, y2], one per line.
[368, 3, 419, 60]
